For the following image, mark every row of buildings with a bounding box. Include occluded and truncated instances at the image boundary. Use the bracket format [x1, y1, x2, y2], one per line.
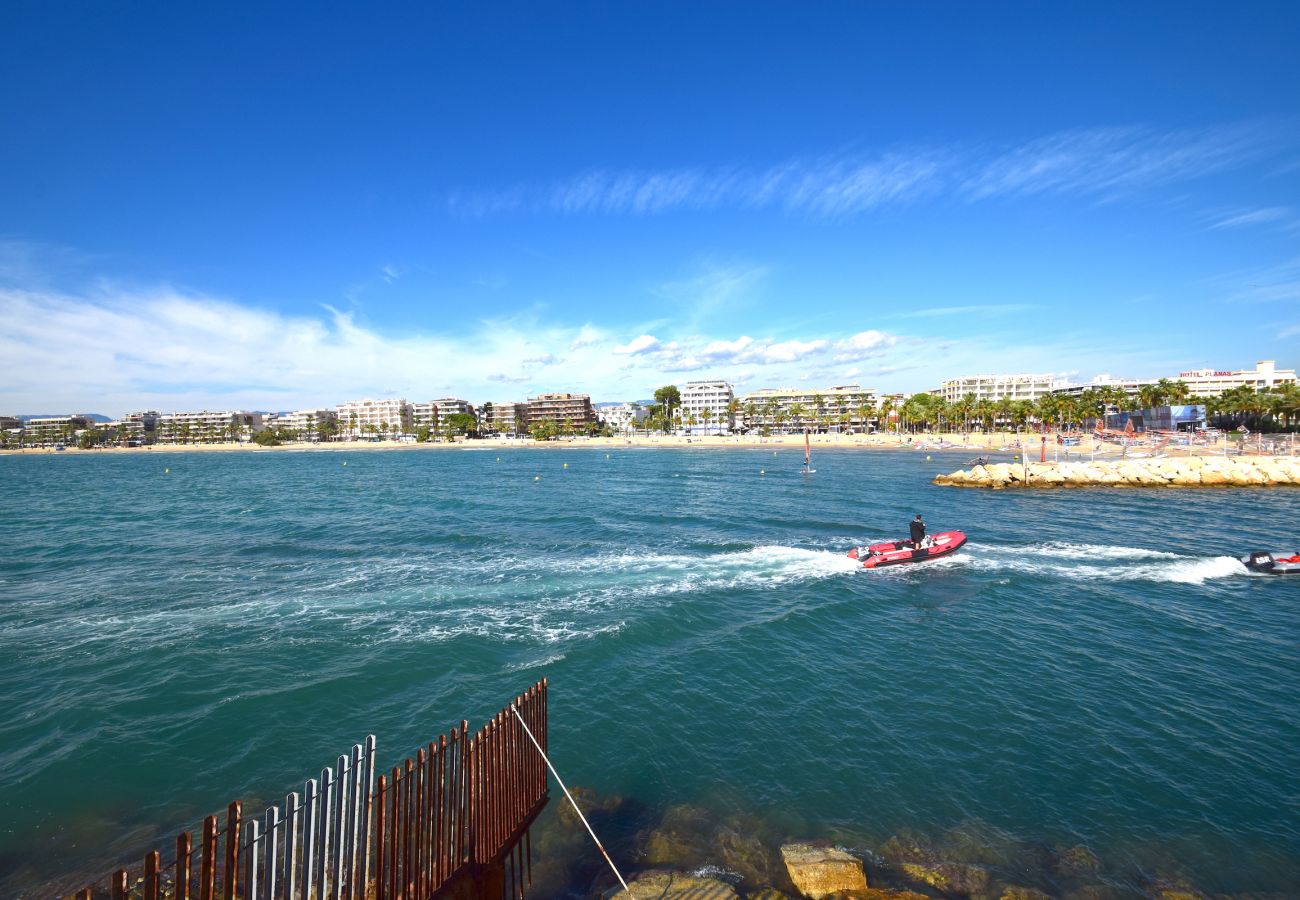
[5, 361, 1295, 446]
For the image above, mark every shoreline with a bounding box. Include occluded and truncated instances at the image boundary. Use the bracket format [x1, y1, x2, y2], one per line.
[0, 431, 1241, 457]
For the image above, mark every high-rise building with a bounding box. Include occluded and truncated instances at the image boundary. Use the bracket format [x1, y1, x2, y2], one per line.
[679, 380, 735, 434]
[482, 402, 529, 435]
[526, 393, 597, 432]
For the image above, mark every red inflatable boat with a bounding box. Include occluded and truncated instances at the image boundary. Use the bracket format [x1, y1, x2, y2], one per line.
[848, 530, 967, 568]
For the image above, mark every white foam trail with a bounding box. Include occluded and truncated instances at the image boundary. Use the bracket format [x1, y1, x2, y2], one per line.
[1029, 541, 1184, 561]
[948, 545, 1249, 585]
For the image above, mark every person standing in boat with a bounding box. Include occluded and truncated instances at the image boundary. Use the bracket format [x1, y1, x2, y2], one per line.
[909, 514, 926, 548]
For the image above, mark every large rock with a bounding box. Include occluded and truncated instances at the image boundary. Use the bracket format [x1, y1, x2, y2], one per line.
[781, 842, 869, 899]
[605, 871, 738, 899]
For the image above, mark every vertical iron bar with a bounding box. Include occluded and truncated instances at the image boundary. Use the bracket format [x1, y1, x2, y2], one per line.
[176, 831, 192, 900]
[265, 807, 280, 900]
[317, 767, 334, 898]
[200, 815, 217, 900]
[374, 775, 387, 900]
[144, 849, 160, 900]
[284, 792, 300, 900]
[111, 869, 128, 900]
[302, 779, 319, 900]
[402, 757, 414, 898]
[388, 766, 400, 900]
[245, 817, 260, 900]
[360, 736, 377, 900]
[331, 754, 348, 900]
[414, 748, 425, 900]
[225, 801, 242, 900]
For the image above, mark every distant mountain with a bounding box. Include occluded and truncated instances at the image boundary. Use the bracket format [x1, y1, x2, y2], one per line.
[18, 413, 113, 423]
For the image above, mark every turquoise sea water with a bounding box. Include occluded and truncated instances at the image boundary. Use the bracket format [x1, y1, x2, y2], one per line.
[1, 447, 1298, 896]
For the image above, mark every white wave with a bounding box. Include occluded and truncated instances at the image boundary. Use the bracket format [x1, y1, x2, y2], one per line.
[504, 652, 568, 672]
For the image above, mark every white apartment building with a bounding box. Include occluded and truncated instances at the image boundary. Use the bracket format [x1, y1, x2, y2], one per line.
[156, 411, 266, 443]
[336, 399, 413, 437]
[410, 402, 438, 429]
[739, 384, 878, 432]
[274, 409, 337, 437]
[482, 402, 529, 435]
[598, 402, 649, 435]
[433, 398, 476, 419]
[679, 380, 735, 434]
[938, 373, 1064, 403]
[1175, 360, 1297, 396]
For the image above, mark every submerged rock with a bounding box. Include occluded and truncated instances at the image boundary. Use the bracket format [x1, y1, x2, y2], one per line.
[781, 842, 869, 899]
[899, 861, 991, 896]
[638, 804, 714, 868]
[605, 870, 738, 898]
[1052, 844, 1102, 879]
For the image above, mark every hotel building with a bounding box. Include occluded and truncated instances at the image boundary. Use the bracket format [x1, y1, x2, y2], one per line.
[1052, 375, 1153, 400]
[482, 402, 529, 435]
[21, 415, 93, 445]
[679, 380, 735, 435]
[336, 399, 413, 437]
[598, 402, 649, 435]
[739, 384, 878, 432]
[938, 373, 1064, 403]
[156, 411, 266, 443]
[1175, 360, 1297, 396]
[526, 393, 597, 431]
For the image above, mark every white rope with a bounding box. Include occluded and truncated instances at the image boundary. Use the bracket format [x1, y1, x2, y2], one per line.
[510, 703, 630, 893]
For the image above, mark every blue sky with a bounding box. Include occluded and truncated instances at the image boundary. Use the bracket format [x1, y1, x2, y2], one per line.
[1, 2, 1298, 415]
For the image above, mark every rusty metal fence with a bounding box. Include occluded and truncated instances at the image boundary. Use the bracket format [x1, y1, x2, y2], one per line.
[69, 679, 548, 900]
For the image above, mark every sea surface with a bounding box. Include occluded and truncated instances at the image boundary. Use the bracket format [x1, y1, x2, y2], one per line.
[1, 447, 1298, 896]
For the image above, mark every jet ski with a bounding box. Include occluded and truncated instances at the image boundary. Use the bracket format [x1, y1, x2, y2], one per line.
[1241, 550, 1300, 575]
[849, 530, 967, 568]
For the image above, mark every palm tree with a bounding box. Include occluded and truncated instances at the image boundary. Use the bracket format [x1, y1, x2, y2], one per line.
[788, 403, 807, 432]
[879, 397, 896, 432]
[743, 401, 758, 432]
[700, 407, 713, 435]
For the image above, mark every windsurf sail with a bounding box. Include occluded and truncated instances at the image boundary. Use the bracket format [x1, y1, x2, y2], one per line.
[804, 429, 811, 467]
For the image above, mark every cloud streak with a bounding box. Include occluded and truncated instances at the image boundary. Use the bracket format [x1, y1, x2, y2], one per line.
[449, 121, 1278, 219]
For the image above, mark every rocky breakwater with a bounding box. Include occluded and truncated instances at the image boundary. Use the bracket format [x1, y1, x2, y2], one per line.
[934, 455, 1300, 489]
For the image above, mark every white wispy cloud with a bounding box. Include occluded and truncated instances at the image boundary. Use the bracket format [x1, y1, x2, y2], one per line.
[962, 123, 1266, 201]
[449, 121, 1277, 219]
[892, 304, 1041, 319]
[1208, 207, 1291, 229]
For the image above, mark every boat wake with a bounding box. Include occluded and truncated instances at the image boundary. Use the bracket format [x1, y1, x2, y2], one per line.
[925, 541, 1250, 585]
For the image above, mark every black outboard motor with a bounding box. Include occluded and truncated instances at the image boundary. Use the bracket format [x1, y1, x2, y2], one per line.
[1244, 551, 1275, 573]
